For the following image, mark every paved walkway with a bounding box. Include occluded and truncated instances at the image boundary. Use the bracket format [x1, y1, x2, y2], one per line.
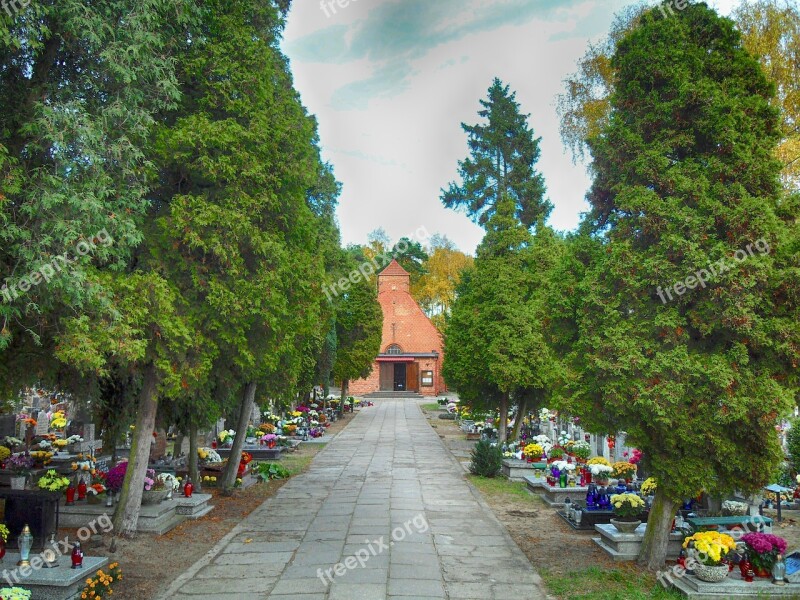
[160, 399, 548, 599]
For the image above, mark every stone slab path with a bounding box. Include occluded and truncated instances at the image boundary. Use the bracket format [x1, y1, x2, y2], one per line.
[159, 399, 549, 599]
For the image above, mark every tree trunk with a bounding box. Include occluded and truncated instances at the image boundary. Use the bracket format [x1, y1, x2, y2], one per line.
[340, 379, 349, 416]
[173, 430, 184, 460]
[112, 362, 158, 538]
[511, 396, 528, 442]
[221, 382, 256, 495]
[188, 422, 201, 493]
[498, 393, 509, 443]
[638, 487, 678, 570]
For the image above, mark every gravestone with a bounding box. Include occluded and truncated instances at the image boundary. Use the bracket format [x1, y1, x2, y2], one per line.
[0, 414, 16, 440]
[35, 410, 49, 436]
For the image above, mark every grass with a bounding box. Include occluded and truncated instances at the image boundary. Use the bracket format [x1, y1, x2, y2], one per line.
[421, 402, 442, 411]
[467, 474, 540, 503]
[281, 443, 326, 475]
[541, 566, 683, 600]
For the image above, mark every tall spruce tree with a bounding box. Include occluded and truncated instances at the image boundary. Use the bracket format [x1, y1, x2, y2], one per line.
[441, 78, 551, 229]
[572, 2, 800, 569]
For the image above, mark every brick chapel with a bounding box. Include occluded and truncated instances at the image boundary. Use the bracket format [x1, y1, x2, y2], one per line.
[349, 259, 446, 396]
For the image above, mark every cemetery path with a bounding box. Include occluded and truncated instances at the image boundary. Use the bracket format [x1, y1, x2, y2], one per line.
[159, 399, 549, 600]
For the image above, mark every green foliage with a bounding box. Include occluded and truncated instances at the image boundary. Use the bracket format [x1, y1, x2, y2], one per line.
[469, 440, 503, 478]
[441, 77, 552, 228]
[786, 420, 800, 471]
[255, 461, 291, 481]
[567, 1, 799, 505]
[332, 275, 383, 384]
[0, 0, 198, 395]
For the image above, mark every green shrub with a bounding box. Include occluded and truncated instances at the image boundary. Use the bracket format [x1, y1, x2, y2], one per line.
[469, 440, 503, 478]
[787, 419, 800, 472]
[255, 462, 291, 481]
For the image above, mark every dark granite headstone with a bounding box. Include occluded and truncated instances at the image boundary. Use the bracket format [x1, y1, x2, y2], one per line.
[0, 414, 16, 439]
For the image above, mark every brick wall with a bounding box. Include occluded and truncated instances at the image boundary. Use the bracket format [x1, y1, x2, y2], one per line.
[349, 260, 446, 396]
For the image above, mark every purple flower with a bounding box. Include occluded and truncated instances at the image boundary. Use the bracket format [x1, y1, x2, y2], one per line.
[742, 532, 787, 555]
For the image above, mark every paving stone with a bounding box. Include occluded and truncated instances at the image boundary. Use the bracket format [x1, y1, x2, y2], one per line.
[388, 577, 446, 597]
[160, 399, 548, 600]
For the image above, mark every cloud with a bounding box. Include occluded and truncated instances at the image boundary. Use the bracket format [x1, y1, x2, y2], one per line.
[288, 0, 595, 109]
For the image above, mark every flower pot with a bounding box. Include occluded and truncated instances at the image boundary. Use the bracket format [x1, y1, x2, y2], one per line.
[694, 563, 730, 583]
[610, 518, 641, 534]
[9, 476, 25, 490]
[141, 489, 169, 505]
[753, 566, 771, 578]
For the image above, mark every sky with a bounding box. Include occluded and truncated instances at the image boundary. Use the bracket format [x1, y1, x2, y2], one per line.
[282, 0, 741, 254]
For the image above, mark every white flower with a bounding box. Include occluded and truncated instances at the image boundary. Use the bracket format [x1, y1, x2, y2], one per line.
[589, 464, 613, 476]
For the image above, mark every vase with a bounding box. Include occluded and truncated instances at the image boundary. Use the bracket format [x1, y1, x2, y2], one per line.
[610, 519, 641, 534]
[9, 476, 25, 490]
[694, 563, 730, 583]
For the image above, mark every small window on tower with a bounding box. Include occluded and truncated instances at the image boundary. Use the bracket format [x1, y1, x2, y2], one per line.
[386, 344, 403, 355]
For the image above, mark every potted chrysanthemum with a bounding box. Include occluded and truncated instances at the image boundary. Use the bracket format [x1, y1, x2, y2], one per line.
[683, 531, 736, 582]
[609, 493, 645, 533]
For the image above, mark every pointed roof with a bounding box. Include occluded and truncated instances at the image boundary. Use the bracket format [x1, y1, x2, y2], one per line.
[379, 259, 409, 277]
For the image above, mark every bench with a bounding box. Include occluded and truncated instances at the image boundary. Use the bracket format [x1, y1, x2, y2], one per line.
[686, 515, 772, 533]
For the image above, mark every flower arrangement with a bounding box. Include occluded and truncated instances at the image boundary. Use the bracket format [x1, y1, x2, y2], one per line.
[105, 461, 128, 493]
[0, 447, 10, 463]
[741, 533, 787, 572]
[80, 562, 121, 599]
[198, 448, 222, 463]
[260, 434, 277, 445]
[262, 413, 280, 424]
[259, 423, 276, 434]
[0, 524, 8, 542]
[531, 434, 553, 454]
[6, 453, 34, 476]
[87, 483, 107, 497]
[202, 475, 218, 486]
[640, 477, 657, 496]
[610, 493, 645, 520]
[30, 450, 53, 466]
[283, 424, 297, 436]
[611, 461, 637, 479]
[217, 429, 235, 444]
[589, 463, 613, 479]
[587, 456, 611, 466]
[552, 460, 576, 473]
[37, 470, 71, 492]
[523, 443, 543, 458]
[557, 430, 571, 446]
[3, 437, 22, 448]
[240, 451, 253, 465]
[547, 446, 565, 460]
[143, 468, 164, 491]
[683, 531, 736, 566]
[0, 588, 31, 600]
[721, 500, 748, 516]
[157, 473, 179, 491]
[625, 448, 642, 464]
[49, 411, 67, 430]
[571, 441, 591, 461]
